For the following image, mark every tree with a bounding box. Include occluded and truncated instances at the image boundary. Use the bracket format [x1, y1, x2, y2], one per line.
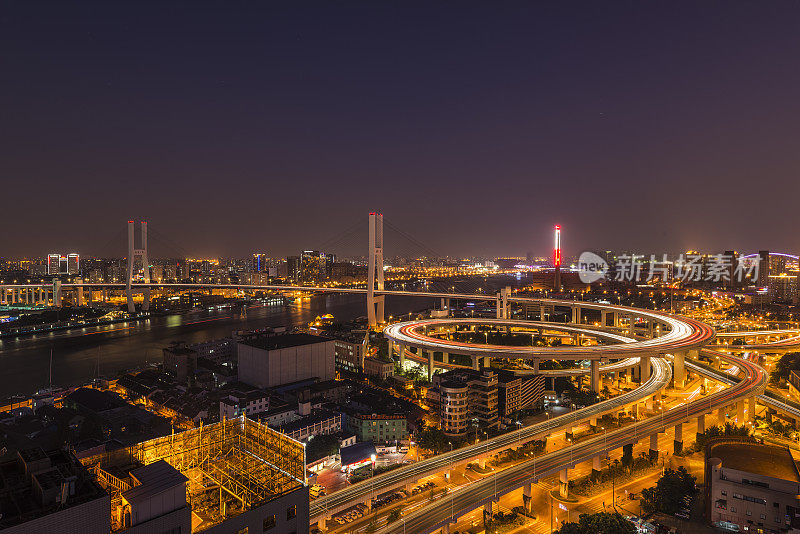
[641, 467, 696, 515]
[416, 427, 451, 455]
[771, 352, 800, 384]
[554, 512, 636, 534]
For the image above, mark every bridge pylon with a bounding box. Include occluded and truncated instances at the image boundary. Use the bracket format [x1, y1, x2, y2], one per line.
[126, 220, 151, 313]
[367, 212, 384, 327]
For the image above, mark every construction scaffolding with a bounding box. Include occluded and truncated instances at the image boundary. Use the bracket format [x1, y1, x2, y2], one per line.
[80, 415, 306, 532]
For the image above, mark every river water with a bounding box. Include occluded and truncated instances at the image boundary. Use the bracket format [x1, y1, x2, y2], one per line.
[0, 274, 531, 397]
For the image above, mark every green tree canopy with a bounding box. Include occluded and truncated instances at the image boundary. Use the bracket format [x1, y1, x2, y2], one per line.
[554, 512, 636, 534]
[641, 467, 696, 515]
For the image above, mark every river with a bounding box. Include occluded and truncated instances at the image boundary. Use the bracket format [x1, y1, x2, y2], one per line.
[0, 274, 532, 397]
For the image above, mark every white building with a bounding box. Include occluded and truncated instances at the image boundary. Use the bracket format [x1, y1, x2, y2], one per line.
[238, 333, 335, 388]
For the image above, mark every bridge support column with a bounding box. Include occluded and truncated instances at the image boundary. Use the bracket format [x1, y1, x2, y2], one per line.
[697, 414, 706, 441]
[52, 280, 62, 308]
[559, 468, 569, 499]
[632, 364, 640, 383]
[565, 427, 573, 442]
[398, 345, 405, 368]
[640, 355, 651, 382]
[737, 401, 744, 424]
[748, 396, 756, 424]
[317, 516, 328, 531]
[628, 315, 635, 336]
[76, 279, 85, 307]
[601, 310, 608, 327]
[471, 356, 480, 371]
[592, 455, 602, 481]
[673, 351, 685, 389]
[425, 351, 433, 381]
[649, 434, 659, 461]
[367, 213, 385, 327]
[717, 407, 725, 422]
[674, 423, 683, 455]
[522, 483, 533, 513]
[622, 443, 633, 466]
[649, 321, 654, 338]
[575, 307, 582, 324]
[590, 359, 600, 394]
[482, 356, 490, 368]
[590, 417, 597, 430]
[442, 352, 449, 364]
[540, 304, 547, 321]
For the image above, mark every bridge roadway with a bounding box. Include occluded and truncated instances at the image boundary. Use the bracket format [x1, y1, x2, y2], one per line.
[685, 353, 800, 421]
[379, 350, 767, 534]
[714, 329, 800, 351]
[385, 311, 713, 361]
[396, 321, 643, 375]
[309, 357, 671, 524]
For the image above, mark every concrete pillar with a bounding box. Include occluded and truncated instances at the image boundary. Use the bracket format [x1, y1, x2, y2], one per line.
[398, 345, 405, 367]
[590, 359, 600, 394]
[76, 279, 85, 307]
[576, 307, 582, 324]
[640, 355, 651, 382]
[628, 315, 635, 336]
[53, 280, 62, 308]
[632, 363, 640, 383]
[426, 351, 434, 381]
[496, 293, 502, 319]
[482, 356, 490, 368]
[318, 516, 327, 530]
[571, 307, 577, 324]
[747, 396, 756, 424]
[548, 376, 555, 390]
[649, 321, 654, 338]
[441, 524, 450, 534]
[649, 434, 659, 461]
[592, 455, 602, 479]
[697, 414, 706, 441]
[522, 483, 532, 513]
[565, 427, 573, 442]
[601, 310, 608, 327]
[471, 356, 479, 371]
[559, 468, 569, 498]
[717, 407, 725, 423]
[622, 443, 633, 465]
[540, 305, 547, 321]
[590, 417, 597, 430]
[737, 401, 744, 424]
[442, 352, 449, 364]
[673, 351, 685, 388]
[484, 500, 493, 516]
[674, 423, 683, 455]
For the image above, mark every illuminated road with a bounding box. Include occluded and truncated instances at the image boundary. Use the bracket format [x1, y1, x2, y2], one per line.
[379, 351, 766, 534]
[309, 357, 671, 522]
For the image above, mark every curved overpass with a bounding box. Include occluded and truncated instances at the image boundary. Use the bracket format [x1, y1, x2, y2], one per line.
[379, 351, 767, 534]
[309, 357, 671, 523]
[385, 314, 713, 361]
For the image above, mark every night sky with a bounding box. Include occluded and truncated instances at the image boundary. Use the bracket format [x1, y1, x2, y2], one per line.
[3, 2, 800, 259]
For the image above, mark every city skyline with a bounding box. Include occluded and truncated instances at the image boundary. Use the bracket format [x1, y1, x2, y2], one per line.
[3, 2, 800, 257]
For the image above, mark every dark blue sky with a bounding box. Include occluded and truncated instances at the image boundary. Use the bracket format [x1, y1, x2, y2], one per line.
[3, 2, 800, 258]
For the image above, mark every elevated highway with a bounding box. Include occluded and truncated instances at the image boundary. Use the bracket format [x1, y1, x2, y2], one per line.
[379, 350, 767, 534]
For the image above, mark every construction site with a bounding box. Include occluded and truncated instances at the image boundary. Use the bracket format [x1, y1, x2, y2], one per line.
[79, 415, 307, 532]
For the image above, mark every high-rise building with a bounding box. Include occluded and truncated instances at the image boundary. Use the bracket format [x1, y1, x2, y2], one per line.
[67, 253, 80, 275]
[253, 252, 268, 273]
[758, 250, 770, 287]
[47, 254, 61, 275]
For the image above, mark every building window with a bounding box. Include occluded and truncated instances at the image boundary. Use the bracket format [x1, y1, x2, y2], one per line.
[263, 515, 276, 530]
[287, 504, 297, 520]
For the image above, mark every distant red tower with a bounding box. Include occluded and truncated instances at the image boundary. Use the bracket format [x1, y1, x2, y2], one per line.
[553, 225, 562, 291]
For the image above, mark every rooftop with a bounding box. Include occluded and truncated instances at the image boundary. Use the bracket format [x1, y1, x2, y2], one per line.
[710, 442, 800, 483]
[239, 332, 332, 351]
